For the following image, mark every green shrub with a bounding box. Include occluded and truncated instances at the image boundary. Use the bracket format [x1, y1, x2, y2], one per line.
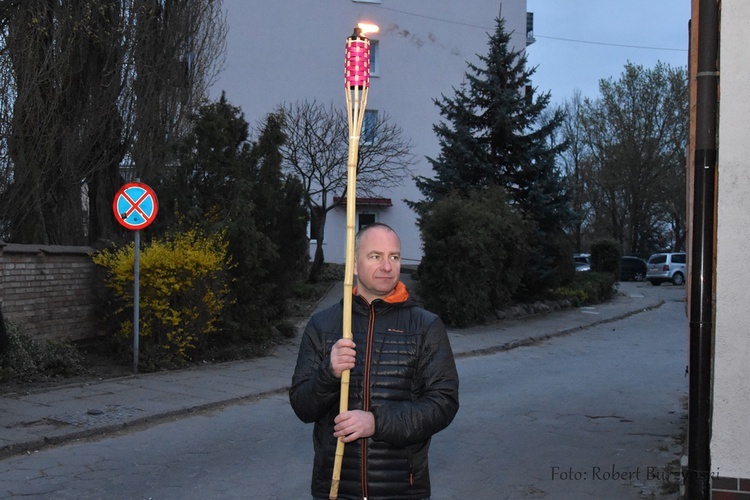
[551, 271, 616, 307]
[550, 287, 589, 307]
[573, 271, 617, 304]
[0, 320, 87, 383]
[92, 229, 231, 369]
[418, 188, 530, 326]
[516, 229, 577, 300]
[591, 239, 621, 277]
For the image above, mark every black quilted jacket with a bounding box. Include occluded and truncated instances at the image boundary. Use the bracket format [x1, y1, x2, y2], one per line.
[289, 282, 460, 500]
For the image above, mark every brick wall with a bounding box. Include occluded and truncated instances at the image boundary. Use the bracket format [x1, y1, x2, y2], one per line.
[0, 241, 102, 341]
[713, 476, 750, 499]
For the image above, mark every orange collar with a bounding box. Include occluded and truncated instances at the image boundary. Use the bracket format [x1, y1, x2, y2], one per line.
[353, 281, 409, 304]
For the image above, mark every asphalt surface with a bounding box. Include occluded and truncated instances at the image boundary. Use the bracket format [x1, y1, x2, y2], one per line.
[0, 279, 667, 461]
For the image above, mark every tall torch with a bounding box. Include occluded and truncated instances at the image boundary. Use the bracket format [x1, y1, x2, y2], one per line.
[330, 23, 378, 500]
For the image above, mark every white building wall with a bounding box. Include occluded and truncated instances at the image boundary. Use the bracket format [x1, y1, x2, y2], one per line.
[211, 0, 529, 265]
[711, 0, 750, 479]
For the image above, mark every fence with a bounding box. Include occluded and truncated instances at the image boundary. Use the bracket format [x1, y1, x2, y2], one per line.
[0, 241, 102, 341]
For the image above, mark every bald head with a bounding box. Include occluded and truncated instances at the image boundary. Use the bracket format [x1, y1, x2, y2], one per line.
[355, 223, 399, 258]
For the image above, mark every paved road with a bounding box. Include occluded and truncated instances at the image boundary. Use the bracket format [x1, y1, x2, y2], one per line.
[431, 291, 686, 499]
[0, 283, 687, 499]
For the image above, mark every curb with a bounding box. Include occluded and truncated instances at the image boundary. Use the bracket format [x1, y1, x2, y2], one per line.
[454, 299, 665, 359]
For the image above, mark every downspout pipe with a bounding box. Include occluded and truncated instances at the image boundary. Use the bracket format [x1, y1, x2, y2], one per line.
[687, 0, 719, 498]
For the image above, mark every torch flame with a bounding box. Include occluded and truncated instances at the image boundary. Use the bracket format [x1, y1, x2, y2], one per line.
[357, 23, 380, 36]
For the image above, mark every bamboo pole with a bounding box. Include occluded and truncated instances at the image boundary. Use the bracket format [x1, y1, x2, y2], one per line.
[330, 27, 372, 500]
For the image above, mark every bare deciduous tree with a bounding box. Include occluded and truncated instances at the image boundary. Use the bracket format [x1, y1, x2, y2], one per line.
[0, 0, 226, 245]
[579, 62, 688, 256]
[557, 90, 595, 253]
[130, 0, 227, 184]
[278, 100, 415, 281]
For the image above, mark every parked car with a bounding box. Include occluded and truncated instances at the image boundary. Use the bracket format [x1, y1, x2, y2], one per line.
[574, 253, 591, 272]
[620, 256, 648, 282]
[646, 252, 687, 286]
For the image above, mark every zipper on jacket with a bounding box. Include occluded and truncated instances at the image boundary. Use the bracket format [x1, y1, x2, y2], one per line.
[360, 303, 376, 500]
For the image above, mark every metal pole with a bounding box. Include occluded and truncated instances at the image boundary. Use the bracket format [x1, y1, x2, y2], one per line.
[133, 229, 140, 374]
[687, 0, 718, 497]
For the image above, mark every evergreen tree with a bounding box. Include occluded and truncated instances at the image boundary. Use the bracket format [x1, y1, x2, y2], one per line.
[162, 94, 308, 343]
[159, 92, 252, 231]
[246, 112, 309, 321]
[418, 187, 530, 326]
[413, 17, 574, 297]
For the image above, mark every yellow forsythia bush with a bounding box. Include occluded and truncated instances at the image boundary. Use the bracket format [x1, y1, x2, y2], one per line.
[92, 230, 232, 363]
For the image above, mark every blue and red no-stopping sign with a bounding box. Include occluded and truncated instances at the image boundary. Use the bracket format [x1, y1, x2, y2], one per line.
[113, 182, 159, 230]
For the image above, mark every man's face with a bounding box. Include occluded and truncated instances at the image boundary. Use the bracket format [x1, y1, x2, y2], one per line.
[354, 226, 401, 303]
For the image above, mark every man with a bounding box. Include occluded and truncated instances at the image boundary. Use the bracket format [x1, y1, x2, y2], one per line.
[290, 223, 459, 500]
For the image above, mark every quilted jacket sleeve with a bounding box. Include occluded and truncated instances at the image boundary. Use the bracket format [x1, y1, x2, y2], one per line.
[288, 313, 342, 423]
[370, 313, 459, 446]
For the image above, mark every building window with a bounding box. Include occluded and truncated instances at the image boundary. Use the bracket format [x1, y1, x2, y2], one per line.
[309, 208, 323, 241]
[359, 213, 376, 231]
[369, 39, 380, 76]
[526, 12, 536, 45]
[362, 109, 378, 144]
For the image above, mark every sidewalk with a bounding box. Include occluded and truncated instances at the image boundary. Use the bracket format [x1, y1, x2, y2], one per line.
[0, 280, 663, 460]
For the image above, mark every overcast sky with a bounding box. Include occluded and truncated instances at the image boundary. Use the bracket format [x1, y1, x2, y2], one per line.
[525, 0, 691, 106]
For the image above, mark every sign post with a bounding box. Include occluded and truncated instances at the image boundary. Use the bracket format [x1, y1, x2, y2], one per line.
[112, 181, 159, 374]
